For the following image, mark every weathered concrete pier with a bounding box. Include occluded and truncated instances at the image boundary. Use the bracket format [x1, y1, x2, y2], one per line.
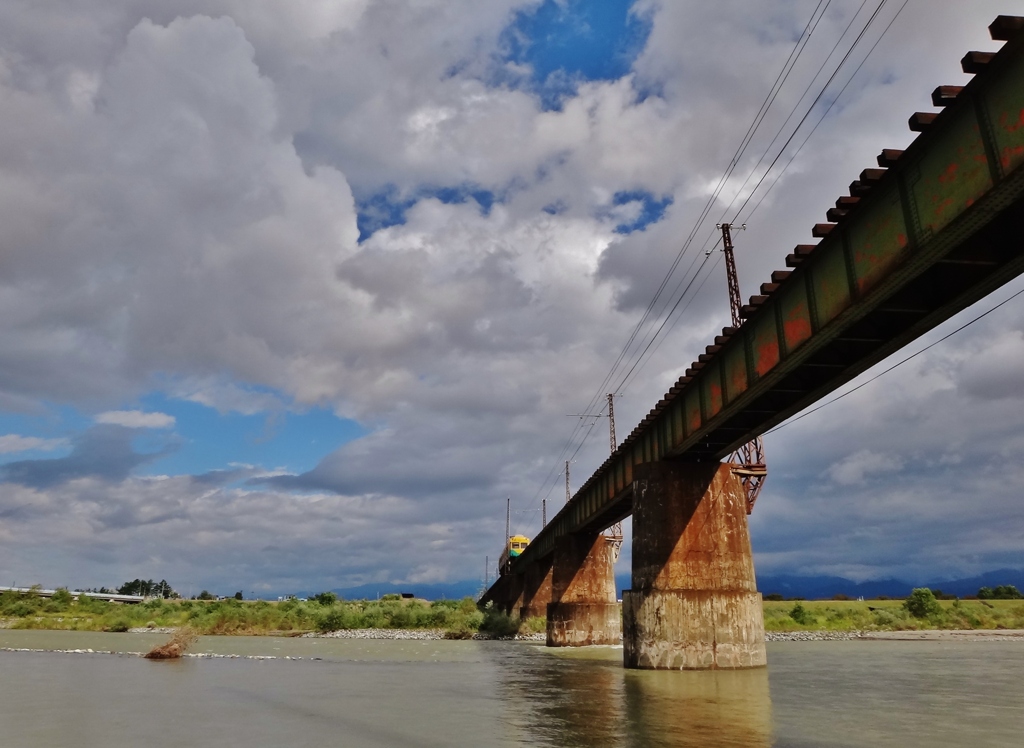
[546, 533, 620, 646]
[623, 463, 764, 669]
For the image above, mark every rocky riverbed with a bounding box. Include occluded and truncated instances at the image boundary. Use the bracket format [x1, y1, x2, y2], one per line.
[0, 646, 323, 660]
[766, 630, 866, 642]
[301, 628, 546, 641]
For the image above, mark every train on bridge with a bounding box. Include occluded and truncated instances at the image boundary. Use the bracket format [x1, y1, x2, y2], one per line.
[498, 535, 530, 576]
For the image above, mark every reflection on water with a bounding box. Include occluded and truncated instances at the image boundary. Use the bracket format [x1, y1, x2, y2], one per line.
[1, 631, 1022, 747]
[624, 668, 771, 748]
[489, 646, 628, 746]
[486, 645, 771, 748]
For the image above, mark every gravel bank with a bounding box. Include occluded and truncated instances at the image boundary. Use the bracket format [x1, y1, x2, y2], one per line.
[766, 631, 866, 642]
[301, 628, 547, 641]
[0, 646, 323, 660]
[302, 628, 447, 640]
[766, 629, 1024, 642]
[859, 629, 1024, 641]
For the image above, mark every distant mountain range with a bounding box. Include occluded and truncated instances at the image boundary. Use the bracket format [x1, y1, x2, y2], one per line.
[752, 568, 1024, 600]
[311, 568, 1024, 602]
[322, 580, 486, 601]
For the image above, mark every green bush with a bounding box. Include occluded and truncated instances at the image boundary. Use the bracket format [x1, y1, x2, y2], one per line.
[522, 616, 546, 634]
[872, 609, 899, 627]
[8, 602, 35, 617]
[316, 608, 350, 632]
[978, 585, 1023, 600]
[904, 588, 942, 619]
[789, 603, 813, 625]
[479, 604, 520, 637]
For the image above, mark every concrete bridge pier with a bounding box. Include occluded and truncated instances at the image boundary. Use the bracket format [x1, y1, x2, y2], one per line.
[488, 571, 524, 617]
[546, 532, 621, 646]
[623, 462, 766, 669]
[519, 555, 554, 620]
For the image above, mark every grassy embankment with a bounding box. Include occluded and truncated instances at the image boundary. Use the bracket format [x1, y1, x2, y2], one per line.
[3, 589, 1022, 636]
[0, 590, 499, 637]
[763, 598, 1024, 632]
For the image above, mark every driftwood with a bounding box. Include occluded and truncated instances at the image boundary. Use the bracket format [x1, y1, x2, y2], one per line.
[144, 627, 199, 659]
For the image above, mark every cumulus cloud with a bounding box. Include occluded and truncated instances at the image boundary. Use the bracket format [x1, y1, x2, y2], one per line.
[0, 435, 67, 454]
[1, 1, 1023, 592]
[0, 474, 481, 592]
[827, 450, 905, 486]
[95, 410, 176, 429]
[0, 426, 175, 490]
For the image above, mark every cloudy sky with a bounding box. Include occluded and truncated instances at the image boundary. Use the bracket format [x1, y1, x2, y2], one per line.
[1, 0, 1023, 596]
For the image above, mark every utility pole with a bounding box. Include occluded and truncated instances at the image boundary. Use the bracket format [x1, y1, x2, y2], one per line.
[565, 460, 570, 504]
[607, 393, 617, 453]
[485, 556, 489, 588]
[498, 497, 512, 577]
[718, 223, 768, 513]
[720, 222, 744, 329]
[566, 397, 623, 545]
[607, 393, 623, 545]
[542, 497, 547, 527]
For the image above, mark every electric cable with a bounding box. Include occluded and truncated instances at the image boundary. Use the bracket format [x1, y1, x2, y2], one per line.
[512, 1, 884, 536]
[738, 0, 911, 224]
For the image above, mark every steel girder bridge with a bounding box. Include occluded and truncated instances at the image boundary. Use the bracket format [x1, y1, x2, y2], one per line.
[481, 16, 1024, 668]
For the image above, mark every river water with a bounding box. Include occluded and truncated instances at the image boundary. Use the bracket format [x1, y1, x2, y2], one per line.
[1, 630, 1021, 747]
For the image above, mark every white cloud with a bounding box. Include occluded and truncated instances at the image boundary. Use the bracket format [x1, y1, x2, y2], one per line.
[827, 450, 905, 486]
[1, 1, 1023, 589]
[95, 410, 176, 429]
[0, 435, 67, 454]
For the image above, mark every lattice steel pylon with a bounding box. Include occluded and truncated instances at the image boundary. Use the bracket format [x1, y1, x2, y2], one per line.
[606, 393, 624, 559]
[719, 223, 767, 514]
[567, 396, 623, 554]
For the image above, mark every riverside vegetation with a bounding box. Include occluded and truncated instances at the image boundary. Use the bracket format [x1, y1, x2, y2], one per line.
[764, 589, 1024, 632]
[0, 589, 543, 638]
[2, 587, 1022, 637]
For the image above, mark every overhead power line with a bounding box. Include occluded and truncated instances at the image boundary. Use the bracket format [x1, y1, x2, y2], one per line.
[516, 0, 909, 537]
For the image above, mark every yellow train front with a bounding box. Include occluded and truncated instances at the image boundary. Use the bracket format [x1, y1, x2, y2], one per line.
[498, 534, 530, 575]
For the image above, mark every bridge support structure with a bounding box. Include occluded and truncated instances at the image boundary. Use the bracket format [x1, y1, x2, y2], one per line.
[519, 555, 554, 620]
[623, 462, 766, 670]
[546, 533, 621, 646]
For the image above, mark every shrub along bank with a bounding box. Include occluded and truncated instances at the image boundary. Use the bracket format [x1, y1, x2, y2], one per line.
[3, 587, 1023, 636]
[763, 592, 1024, 632]
[0, 589, 485, 636]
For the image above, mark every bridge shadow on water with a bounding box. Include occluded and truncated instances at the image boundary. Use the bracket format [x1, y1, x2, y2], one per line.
[483, 644, 772, 747]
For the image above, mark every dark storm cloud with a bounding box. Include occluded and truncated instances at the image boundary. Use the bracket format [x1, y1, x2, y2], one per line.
[0, 425, 174, 489]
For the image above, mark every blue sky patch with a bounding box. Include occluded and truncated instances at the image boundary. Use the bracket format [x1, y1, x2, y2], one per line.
[0, 393, 366, 483]
[500, 0, 652, 110]
[356, 187, 416, 242]
[610, 190, 672, 233]
[356, 184, 499, 242]
[135, 393, 366, 478]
